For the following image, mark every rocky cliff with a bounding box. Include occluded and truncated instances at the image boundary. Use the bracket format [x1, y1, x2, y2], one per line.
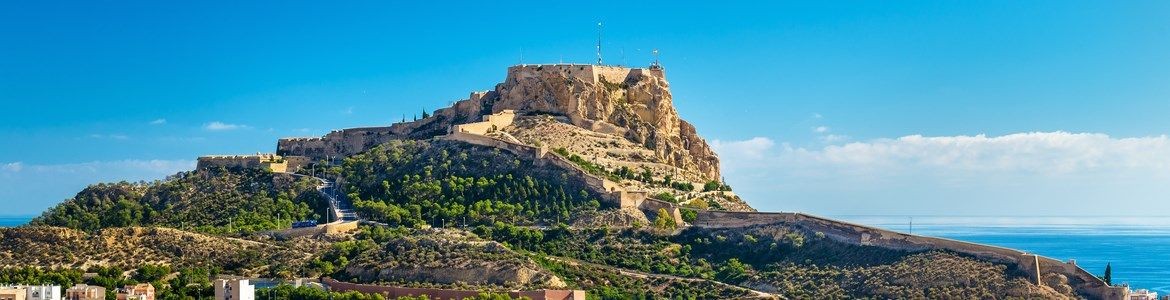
[487, 65, 721, 180]
[279, 64, 722, 181]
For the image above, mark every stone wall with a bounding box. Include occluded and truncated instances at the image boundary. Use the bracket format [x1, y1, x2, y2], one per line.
[690, 210, 1125, 299]
[441, 130, 685, 226]
[197, 154, 296, 172]
[321, 278, 585, 300]
[450, 110, 517, 135]
[270, 221, 359, 239]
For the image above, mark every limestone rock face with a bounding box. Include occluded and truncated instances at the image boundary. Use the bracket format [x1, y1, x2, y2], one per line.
[487, 65, 721, 180]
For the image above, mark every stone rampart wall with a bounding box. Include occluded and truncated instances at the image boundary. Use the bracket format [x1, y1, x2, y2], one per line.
[321, 278, 585, 300]
[442, 130, 686, 225]
[691, 210, 1121, 299]
[197, 156, 263, 170]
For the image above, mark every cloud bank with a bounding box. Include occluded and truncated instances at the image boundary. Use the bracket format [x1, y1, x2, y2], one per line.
[712, 132, 1170, 215]
[203, 121, 247, 131]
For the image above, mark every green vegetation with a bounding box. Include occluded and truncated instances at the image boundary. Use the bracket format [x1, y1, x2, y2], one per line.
[259, 285, 524, 300]
[0, 266, 214, 300]
[344, 140, 606, 227]
[702, 180, 731, 192]
[31, 168, 328, 234]
[1104, 262, 1113, 285]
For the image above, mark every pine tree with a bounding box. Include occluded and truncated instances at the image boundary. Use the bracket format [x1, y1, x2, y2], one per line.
[1103, 263, 1112, 285]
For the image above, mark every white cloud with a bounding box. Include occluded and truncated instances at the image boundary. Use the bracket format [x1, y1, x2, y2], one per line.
[342, 106, 355, 115]
[712, 132, 1170, 215]
[710, 137, 775, 160]
[2, 162, 22, 172]
[716, 132, 1170, 175]
[203, 121, 247, 131]
[814, 126, 830, 133]
[820, 134, 848, 143]
[149, 118, 167, 125]
[88, 134, 130, 140]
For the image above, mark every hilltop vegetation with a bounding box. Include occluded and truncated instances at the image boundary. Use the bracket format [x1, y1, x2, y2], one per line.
[31, 168, 328, 234]
[341, 140, 608, 228]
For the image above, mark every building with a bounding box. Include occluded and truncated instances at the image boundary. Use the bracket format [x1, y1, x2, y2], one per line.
[115, 284, 153, 300]
[0, 286, 60, 300]
[65, 285, 104, 300]
[25, 286, 59, 300]
[0, 286, 26, 300]
[213, 279, 254, 300]
[1130, 289, 1159, 300]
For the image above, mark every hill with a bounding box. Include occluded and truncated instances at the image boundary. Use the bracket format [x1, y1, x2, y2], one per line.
[31, 168, 328, 234]
[0, 226, 311, 276]
[9, 63, 1124, 299]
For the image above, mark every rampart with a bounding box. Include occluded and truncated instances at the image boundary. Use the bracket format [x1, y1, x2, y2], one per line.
[322, 278, 585, 300]
[505, 64, 663, 86]
[440, 111, 684, 226]
[690, 210, 1127, 299]
[196, 153, 307, 173]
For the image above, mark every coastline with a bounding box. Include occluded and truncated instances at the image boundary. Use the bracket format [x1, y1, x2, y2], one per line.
[833, 215, 1170, 295]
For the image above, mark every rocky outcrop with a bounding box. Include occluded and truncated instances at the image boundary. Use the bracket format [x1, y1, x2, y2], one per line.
[277, 64, 722, 181]
[487, 65, 721, 180]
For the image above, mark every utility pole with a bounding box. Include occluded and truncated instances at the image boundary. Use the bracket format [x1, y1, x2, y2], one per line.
[596, 22, 603, 65]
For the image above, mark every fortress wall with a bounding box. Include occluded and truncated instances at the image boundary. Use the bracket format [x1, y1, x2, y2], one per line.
[639, 199, 683, 224]
[691, 210, 793, 228]
[692, 210, 1119, 299]
[324, 221, 359, 234]
[508, 65, 594, 84]
[284, 156, 312, 172]
[322, 278, 585, 300]
[444, 122, 686, 226]
[277, 126, 411, 161]
[592, 66, 636, 83]
[197, 156, 263, 170]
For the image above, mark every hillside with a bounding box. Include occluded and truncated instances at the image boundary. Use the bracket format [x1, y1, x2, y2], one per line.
[7, 63, 1120, 299]
[0, 226, 311, 276]
[31, 168, 328, 234]
[502, 115, 753, 212]
[341, 139, 639, 227]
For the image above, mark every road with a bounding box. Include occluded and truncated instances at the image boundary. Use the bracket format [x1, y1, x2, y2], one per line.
[281, 172, 359, 223]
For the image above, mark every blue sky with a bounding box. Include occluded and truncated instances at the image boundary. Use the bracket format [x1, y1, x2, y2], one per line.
[3, 1, 1170, 216]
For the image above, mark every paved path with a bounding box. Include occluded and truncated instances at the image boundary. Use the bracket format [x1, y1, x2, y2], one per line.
[281, 172, 358, 223]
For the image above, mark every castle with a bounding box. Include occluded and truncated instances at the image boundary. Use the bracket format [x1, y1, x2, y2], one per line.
[205, 63, 717, 180]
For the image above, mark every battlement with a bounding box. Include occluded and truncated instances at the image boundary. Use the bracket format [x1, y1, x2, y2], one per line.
[505, 64, 665, 85]
[196, 153, 308, 173]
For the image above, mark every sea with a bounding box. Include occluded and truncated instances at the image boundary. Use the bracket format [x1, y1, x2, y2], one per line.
[0, 216, 31, 228]
[835, 216, 1170, 294]
[1, 215, 1166, 293]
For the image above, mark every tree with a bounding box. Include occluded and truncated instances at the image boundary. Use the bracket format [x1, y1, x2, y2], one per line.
[1104, 263, 1112, 285]
[653, 208, 676, 230]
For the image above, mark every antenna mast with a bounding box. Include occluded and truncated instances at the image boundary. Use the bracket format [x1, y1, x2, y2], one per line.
[652, 49, 660, 68]
[596, 22, 603, 65]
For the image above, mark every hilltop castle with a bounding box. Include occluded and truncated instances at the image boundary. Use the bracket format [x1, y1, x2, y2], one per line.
[202, 63, 718, 181]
